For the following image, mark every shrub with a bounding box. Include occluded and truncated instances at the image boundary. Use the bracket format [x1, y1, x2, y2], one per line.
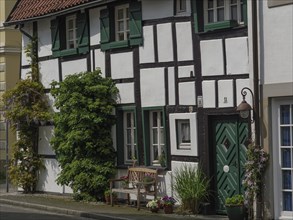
[50, 69, 118, 201]
[173, 165, 210, 214]
[225, 194, 244, 206]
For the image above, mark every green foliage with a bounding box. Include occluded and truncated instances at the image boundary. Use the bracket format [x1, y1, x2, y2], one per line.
[50, 69, 118, 201]
[225, 194, 244, 206]
[173, 165, 210, 214]
[2, 39, 51, 193]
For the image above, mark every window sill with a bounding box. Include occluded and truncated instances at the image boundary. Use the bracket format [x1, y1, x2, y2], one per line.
[52, 48, 78, 58]
[204, 20, 239, 32]
[101, 40, 129, 51]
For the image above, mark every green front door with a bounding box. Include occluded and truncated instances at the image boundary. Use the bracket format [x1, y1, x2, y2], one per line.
[213, 118, 248, 214]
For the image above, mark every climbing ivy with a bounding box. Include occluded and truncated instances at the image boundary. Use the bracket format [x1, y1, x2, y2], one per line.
[2, 38, 51, 193]
[50, 69, 118, 201]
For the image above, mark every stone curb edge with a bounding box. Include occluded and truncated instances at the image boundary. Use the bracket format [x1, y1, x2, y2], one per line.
[0, 198, 131, 220]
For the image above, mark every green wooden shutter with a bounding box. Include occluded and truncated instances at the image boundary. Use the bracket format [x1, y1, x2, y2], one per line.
[100, 8, 110, 50]
[50, 19, 60, 57]
[243, 0, 248, 26]
[191, 0, 199, 33]
[77, 12, 89, 54]
[129, 1, 143, 46]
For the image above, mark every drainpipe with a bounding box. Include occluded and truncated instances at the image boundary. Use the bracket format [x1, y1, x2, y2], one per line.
[251, 0, 262, 219]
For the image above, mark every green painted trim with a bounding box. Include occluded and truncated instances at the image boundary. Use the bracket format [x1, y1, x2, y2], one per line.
[101, 40, 129, 51]
[60, 48, 78, 56]
[191, 0, 199, 33]
[243, 0, 248, 26]
[204, 20, 238, 32]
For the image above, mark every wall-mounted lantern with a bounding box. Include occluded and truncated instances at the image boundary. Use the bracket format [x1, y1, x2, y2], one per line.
[236, 87, 254, 122]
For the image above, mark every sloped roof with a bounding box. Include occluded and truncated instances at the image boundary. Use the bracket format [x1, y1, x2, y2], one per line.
[5, 0, 107, 25]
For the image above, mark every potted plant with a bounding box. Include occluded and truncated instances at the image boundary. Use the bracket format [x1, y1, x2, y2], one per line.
[225, 194, 245, 220]
[146, 199, 160, 213]
[161, 196, 176, 214]
[104, 190, 117, 205]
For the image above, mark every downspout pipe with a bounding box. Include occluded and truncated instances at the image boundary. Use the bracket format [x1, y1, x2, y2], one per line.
[252, 0, 262, 219]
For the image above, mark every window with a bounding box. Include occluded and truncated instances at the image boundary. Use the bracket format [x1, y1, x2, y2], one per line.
[124, 112, 137, 163]
[115, 5, 129, 41]
[0, 140, 5, 150]
[150, 111, 165, 166]
[203, 0, 247, 31]
[100, 1, 143, 51]
[0, 122, 5, 131]
[66, 15, 77, 49]
[176, 119, 191, 149]
[272, 99, 293, 219]
[177, 0, 187, 13]
[51, 12, 89, 57]
[0, 82, 5, 91]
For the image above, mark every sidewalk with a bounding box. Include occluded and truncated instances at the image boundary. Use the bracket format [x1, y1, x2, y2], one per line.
[0, 192, 228, 220]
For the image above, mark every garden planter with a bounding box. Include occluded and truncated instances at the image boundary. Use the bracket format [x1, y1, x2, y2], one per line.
[163, 205, 173, 214]
[150, 207, 159, 213]
[225, 205, 245, 220]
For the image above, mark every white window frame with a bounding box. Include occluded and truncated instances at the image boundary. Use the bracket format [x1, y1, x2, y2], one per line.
[204, 0, 244, 24]
[66, 15, 77, 49]
[115, 4, 130, 41]
[170, 113, 198, 156]
[150, 111, 165, 166]
[176, 119, 191, 149]
[123, 111, 136, 164]
[272, 98, 293, 219]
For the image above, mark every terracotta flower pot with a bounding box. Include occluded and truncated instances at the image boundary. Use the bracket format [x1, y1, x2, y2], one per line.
[163, 205, 173, 214]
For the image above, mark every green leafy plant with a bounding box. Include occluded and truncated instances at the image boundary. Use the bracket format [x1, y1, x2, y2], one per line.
[146, 199, 160, 209]
[2, 39, 51, 193]
[225, 194, 244, 206]
[173, 165, 210, 214]
[50, 69, 118, 201]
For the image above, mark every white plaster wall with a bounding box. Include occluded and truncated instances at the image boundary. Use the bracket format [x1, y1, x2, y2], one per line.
[226, 37, 249, 75]
[218, 80, 234, 108]
[178, 65, 194, 78]
[89, 7, 102, 46]
[236, 79, 252, 107]
[169, 113, 198, 156]
[140, 68, 165, 107]
[139, 25, 155, 63]
[37, 159, 63, 193]
[111, 52, 133, 79]
[176, 22, 193, 61]
[261, 2, 293, 84]
[168, 67, 176, 105]
[38, 19, 52, 57]
[39, 59, 59, 89]
[46, 93, 58, 112]
[157, 23, 174, 62]
[21, 23, 33, 66]
[116, 83, 135, 104]
[38, 126, 54, 155]
[21, 68, 31, 80]
[202, 80, 216, 108]
[61, 58, 87, 80]
[201, 39, 224, 76]
[179, 82, 196, 105]
[94, 49, 105, 77]
[141, 0, 173, 20]
[64, 185, 73, 194]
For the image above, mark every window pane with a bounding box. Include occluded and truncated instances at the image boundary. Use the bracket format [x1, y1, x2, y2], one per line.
[118, 9, 124, 19]
[152, 128, 158, 144]
[68, 31, 74, 40]
[282, 148, 292, 168]
[160, 128, 165, 144]
[127, 145, 132, 159]
[179, 0, 186, 11]
[126, 113, 131, 127]
[231, 5, 237, 20]
[217, 0, 224, 7]
[127, 129, 131, 144]
[281, 127, 291, 146]
[181, 122, 190, 143]
[283, 192, 293, 211]
[241, 4, 244, 21]
[118, 33, 124, 41]
[153, 145, 158, 160]
[208, 0, 214, 8]
[217, 8, 224, 21]
[152, 112, 158, 127]
[208, 10, 214, 23]
[283, 170, 292, 189]
[160, 112, 163, 126]
[291, 105, 293, 123]
[231, 0, 237, 4]
[68, 20, 74, 29]
[126, 8, 129, 19]
[281, 105, 290, 124]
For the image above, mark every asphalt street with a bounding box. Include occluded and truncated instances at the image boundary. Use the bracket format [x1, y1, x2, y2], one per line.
[0, 204, 94, 220]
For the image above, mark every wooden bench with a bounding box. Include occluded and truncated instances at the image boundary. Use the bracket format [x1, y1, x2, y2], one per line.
[109, 167, 158, 210]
